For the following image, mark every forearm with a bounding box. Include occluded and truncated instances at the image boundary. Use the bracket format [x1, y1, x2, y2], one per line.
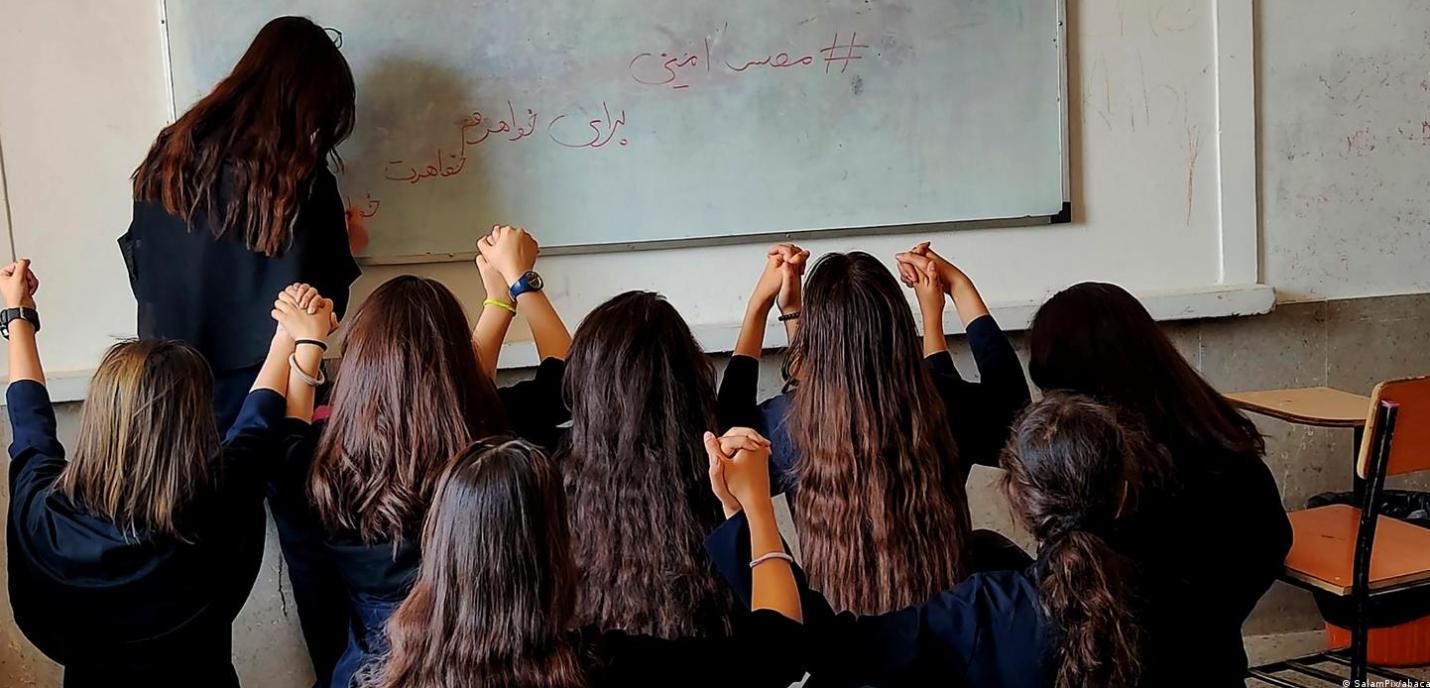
[473, 306, 515, 375]
[516, 292, 571, 361]
[6, 321, 43, 385]
[735, 297, 775, 359]
[780, 314, 799, 344]
[948, 275, 991, 327]
[253, 334, 295, 394]
[922, 308, 948, 357]
[284, 345, 323, 422]
[747, 500, 802, 622]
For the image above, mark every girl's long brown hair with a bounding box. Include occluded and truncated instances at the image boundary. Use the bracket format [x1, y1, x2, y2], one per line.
[1028, 282, 1266, 461]
[366, 439, 587, 688]
[58, 340, 218, 541]
[132, 16, 355, 256]
[560, 291, 735, 639]
[1002, 393, 1172, 688]
[786, 252, 970, 615]
[309, 276, 507, 544]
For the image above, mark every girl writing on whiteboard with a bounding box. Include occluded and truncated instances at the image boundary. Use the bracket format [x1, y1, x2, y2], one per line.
[719, 244, 1031, 619]
[280, 226, 571, 688]
[1026, 282, 1291, 685]
[122, 17, 362, 680]
[558, 291, 739, 643]
[2, 258, 334, 687]
[363, 432, 808, 688]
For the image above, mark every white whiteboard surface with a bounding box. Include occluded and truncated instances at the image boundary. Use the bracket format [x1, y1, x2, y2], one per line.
[163, 0, 1068, 259]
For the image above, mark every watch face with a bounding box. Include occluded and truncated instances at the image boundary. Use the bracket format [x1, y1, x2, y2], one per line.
[526, 272, 544, 290]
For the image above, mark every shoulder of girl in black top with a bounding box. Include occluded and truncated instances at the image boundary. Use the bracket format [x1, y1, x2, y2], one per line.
[4, 381, 284, 676]
[495, 356, 571, 450]
[703, 511, 1053, 688]
[1107, 443, 1291, 685]
[716, 314, 1031, 494]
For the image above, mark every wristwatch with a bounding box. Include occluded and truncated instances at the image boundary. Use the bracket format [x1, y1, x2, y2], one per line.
[508, 271, 544, 300]
[0, 307, 40, 339]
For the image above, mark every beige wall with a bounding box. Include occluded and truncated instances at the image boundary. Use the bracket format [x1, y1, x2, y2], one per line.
[0, 0, 167, 377]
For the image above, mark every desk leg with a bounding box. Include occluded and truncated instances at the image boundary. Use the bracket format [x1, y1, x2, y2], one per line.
[1351, 425, 1366, 508]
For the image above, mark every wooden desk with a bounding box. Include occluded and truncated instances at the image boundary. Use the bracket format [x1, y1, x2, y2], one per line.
[1226, 387, 1371, 428]
[1230, 386, 1373, 505]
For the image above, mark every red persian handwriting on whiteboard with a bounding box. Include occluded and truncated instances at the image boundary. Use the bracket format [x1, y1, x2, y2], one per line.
[628, 26, 871, 91]
[381, 100, 628, 186]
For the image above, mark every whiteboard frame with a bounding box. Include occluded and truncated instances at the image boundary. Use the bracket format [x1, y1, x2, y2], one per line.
[159, 0, 1074, 264]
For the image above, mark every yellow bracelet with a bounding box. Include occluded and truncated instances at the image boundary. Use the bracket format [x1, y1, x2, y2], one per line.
[483, 298, 517, 314]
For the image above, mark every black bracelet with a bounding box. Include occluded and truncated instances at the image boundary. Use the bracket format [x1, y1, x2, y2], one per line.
[777, 311, 800, 322]
[294, 338, 328, 352]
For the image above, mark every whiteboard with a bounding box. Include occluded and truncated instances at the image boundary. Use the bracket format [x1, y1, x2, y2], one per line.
[163, 0, 1068, 260]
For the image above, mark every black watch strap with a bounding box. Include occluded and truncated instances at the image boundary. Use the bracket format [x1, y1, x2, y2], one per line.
[0, 307, 40, 339]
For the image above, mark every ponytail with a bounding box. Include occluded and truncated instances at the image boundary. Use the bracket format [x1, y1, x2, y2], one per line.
[1039, 530, 1141, 688]
[1003, 392, 1174, 688]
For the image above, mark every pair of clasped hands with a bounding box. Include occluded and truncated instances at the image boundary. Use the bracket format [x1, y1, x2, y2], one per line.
[746, 240, 977, 315]
[703, 428, 775, 521]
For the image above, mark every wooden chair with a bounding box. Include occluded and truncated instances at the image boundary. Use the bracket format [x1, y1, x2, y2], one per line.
[1249, 377, 1430, 686]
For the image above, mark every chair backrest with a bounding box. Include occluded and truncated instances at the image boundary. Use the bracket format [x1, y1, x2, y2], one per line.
[1357, 376, 1430, 478]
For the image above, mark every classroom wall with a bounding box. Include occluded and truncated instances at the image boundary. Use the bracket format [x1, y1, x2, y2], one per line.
[1259, 0, 1430, 301]
[0, 0, 163, 377]
[0, 0, 1254, 380]
[0, 0, 1428, 685]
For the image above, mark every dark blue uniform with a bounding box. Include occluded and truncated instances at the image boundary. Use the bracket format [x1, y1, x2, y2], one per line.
[276, 357, 569, 688]
[5, 382, 285, 687]
[706, 511, 1054, 688]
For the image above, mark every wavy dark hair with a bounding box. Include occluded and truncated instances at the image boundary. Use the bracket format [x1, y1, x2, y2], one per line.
[785, 252, 970, 615]
[365, 439, 587, 688]
[1002, 393, 1172, 688]
[58, 340, 217, 541]
[133, 16, 355, 256]
[309, 276, 508, 544]
[559, 291, 736, 639]
[1028, 282, 1265, 461]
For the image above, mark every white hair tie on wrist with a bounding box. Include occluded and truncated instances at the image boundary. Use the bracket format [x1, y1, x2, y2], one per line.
[749, 551, 794, 569]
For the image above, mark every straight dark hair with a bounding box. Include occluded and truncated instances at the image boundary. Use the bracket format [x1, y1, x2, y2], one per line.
[309, 276, 508, 544]
[785, 252, 970, 615]
[365, 439, 587, 688]
[133, 16, 355, 256]
[58, 339, 218, 541]
[1002, 393, 1172, 688]
[560, 291, 736, 639]
[1028, 282, 1265, 460]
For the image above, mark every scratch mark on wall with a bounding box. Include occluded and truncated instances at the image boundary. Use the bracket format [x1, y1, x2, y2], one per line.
[1139, 52, 1151, 127]
[1185, 123, 1203, 226]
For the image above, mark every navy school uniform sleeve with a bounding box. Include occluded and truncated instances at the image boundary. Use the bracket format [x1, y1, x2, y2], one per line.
[496, 357, 570, 450]
[272, 417, 321, 501]
[717, 354, 763, 432]
[6, 381, 68, 515]
[215, 388, 289, 496]
[716, 356, 798, 496]
[927, 314, 1032, 471]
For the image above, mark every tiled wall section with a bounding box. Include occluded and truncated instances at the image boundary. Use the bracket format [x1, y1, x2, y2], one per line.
[3, 293, 1428, 686]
